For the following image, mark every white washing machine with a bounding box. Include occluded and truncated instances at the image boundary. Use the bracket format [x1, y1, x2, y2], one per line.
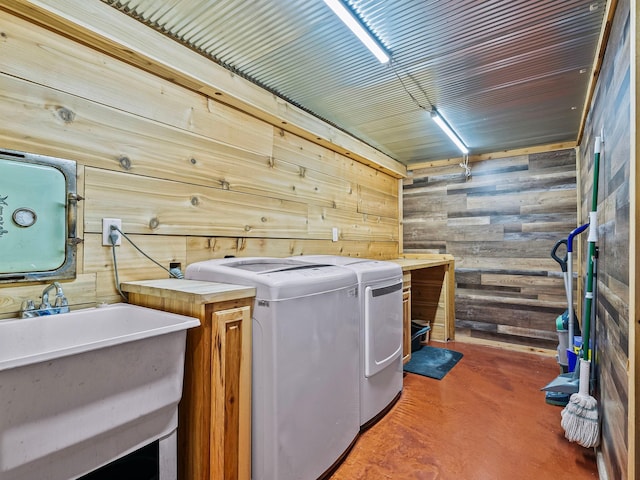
[185, 257, 360, 480]
[291, 255, 403, 428]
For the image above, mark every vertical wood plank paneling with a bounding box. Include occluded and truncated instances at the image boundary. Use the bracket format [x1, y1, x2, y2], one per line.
[578, 0, 631, 477]
[404, 149, 578, 348]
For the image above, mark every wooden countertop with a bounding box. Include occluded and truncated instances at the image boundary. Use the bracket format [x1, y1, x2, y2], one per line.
[121, 279, 256, 304]
[389, 255, 454, 271]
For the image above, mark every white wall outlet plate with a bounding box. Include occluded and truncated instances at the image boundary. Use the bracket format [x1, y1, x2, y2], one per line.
[102, 218, 122, 246]
[332, 227, 339, 242]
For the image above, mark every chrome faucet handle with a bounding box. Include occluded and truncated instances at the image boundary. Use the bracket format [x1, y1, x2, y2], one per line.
[20, 299, 36, 318]
[53, 290, 70, 314]
[21, 299, 35, 311]
[53, 291, 68, 307]
[55, 282, 66, 302]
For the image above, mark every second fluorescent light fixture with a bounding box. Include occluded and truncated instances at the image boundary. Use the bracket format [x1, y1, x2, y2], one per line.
[323, 0, 390, 63]
[431, 109, 469, 155]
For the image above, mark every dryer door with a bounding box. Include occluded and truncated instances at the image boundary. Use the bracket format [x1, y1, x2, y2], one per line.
[364, 281, 403, 377]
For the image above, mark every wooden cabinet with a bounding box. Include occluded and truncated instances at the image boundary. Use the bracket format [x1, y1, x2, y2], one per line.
[402, 272, 412, 364]
[121, 279, 255, 480]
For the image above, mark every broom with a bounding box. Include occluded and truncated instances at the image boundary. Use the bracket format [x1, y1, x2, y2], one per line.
[560, 136, 601, 448]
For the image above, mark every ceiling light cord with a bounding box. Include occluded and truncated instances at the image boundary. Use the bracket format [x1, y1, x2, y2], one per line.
[389, 58, 434, 113]
[389, 59, 469, 155]
[389, 59, 432, 112]
[324, 1, 468, 156]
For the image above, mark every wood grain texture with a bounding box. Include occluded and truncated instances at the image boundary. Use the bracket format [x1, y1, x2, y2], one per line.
[0, 71, 361, 211]
[185, 237, 400, 262]
[273, 130, 400, 198]
[0, 28, 400, 479]
[211, 306, 251, 480]
[578, 0, 631, 477]
[0, 9, 273, 157]
[0, 18, 401, 479]
[308, 205, 398, 241]
[121, 279, 255, 304]
[0, 7, 400, 291]
[126, 288, 253, 480]
[357, 184, 399, 218]
[402, 284, 411, 363]
[392, 256, 455, 344]
[84, 167, 310, 238]
[404, 149, 578, 348]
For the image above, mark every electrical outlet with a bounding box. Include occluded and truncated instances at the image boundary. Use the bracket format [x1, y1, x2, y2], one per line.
[102, 218, 122, 246]
[332, 227, 339, 242]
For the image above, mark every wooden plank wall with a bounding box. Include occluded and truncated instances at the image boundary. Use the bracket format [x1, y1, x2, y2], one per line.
[403, 149, 578, 349]
[579, 0, 631, 477]
[0, 10, 400, 317]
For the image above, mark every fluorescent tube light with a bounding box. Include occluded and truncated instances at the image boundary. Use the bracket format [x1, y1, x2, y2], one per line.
[323, 0, 390, 63]
[431, 109, 469, 154]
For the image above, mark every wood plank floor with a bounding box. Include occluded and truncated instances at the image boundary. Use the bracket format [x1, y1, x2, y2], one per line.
[330, 341, 598, 480]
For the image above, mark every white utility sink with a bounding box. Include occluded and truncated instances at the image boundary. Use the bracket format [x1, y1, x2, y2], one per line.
[0, 303, 200, 480]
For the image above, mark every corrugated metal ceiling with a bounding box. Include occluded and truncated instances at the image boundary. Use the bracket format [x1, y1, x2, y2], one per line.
[102, 0, 606, 165]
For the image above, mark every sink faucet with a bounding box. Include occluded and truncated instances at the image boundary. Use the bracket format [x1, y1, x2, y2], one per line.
[40, 282, 68, 310]
[20, 282, 70, 318]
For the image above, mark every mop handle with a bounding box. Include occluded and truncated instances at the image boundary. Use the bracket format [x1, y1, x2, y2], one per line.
[591, 137, 601, 211]
[566, 222, 589, 343]
[581, 137, 601, 361]
[567, 223, 589, 252]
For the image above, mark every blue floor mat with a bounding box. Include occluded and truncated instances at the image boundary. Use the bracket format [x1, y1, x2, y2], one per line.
[403, 345, 464, 380]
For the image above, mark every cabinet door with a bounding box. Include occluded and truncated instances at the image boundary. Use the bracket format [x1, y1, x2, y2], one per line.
[210, 306, 252, 480]
[402, 287, 411, 364]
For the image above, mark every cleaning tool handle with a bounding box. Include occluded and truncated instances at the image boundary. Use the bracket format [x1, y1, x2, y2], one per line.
[551, 239, 568, 272]
[582, 136, 602, 361]
[587, 212, 598, 242]
[567, 222, 588, 344]
[591, 138, 601, 211]
[567, 223, 589, 253]
[582, 241, 596, 360]
[568, 252, 575, 342]
[578, 359, 591, 396]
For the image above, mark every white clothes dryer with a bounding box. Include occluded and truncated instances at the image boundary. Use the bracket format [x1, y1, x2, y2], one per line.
[185, 257, 359, 480]
[290, 255, 403, 428]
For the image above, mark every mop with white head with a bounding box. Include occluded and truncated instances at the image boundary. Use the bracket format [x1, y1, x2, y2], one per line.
[560, 136, 602, 449]
[560, 359, 599, 447]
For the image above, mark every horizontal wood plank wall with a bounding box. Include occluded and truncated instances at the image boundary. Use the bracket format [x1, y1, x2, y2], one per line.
[579, 0, 631, 477]
[403, 149, 578, 349]
[0, 10, 400, 314]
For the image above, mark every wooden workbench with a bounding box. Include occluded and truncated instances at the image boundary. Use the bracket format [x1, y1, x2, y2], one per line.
[390, 254, 456, 345]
